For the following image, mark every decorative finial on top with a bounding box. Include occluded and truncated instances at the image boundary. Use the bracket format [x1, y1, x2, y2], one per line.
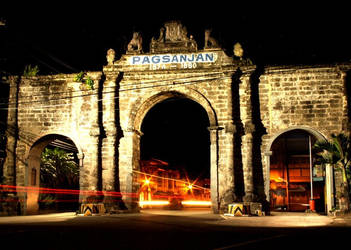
[233, 42, 253, 65]
[233, 42, 244, 59]
[106, 48, 115, 65]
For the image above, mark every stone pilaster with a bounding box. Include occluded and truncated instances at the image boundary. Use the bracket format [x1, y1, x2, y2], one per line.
[3, 76, 19, 187]
[208, 126, 220, 213]
[219, 75, 237, 210]
[242, 122, 255, 201]
[240, 72, 256, 202]
[119, 129, 141, 212]
[101, 72, 126, 211]
[81, 73, 102, 203]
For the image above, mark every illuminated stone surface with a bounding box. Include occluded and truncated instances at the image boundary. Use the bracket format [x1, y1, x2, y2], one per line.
[2, 21, 351, 215]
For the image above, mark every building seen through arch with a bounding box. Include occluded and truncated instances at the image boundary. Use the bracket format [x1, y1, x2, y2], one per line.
[269, 129, 325, 212]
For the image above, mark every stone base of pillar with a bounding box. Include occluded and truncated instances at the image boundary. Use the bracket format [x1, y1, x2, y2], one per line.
[123, 200, 140, 213]
[211, 205, 220, 214]
[243, 192, 257, 202]
[219, 190, 237, 213]
[0, 193, 21, 216]
[103, 195, 128, 213]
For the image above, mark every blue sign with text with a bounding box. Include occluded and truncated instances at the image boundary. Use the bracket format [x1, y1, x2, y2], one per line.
[129, 52, 217, 65]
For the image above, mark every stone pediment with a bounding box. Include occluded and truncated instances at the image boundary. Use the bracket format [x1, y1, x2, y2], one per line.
[150, 21, 197, 53]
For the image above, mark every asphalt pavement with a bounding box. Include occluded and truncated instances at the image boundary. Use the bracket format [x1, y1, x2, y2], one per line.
[0, 209, 350, 250]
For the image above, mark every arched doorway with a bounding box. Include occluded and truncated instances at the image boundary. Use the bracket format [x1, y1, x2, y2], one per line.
[26, 134, 81, 214]
[139, 97, 211, 209]
[269, 129, 326, 212]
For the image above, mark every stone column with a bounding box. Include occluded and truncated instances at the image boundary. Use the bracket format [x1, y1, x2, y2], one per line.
[3, 76, 19, 187]
[77, 152, 85, 204]
[240, 73, 256, 202]
[102, 123, 119, 207]
[84, 125, 100, 201]
[119, 129, 141, 212]
[325, 163, 335, 214]
[101, 72, 124, 211]
[264, 150, 272, 202]
[80, 73, 102, 203]
[220, 75, 237, 210]
[208, 126, 220, 213]
[243, 123, 255, 202]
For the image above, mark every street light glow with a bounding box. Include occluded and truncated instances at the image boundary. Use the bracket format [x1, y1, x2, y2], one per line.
[181, 200, 212, 206]
[139, 200, 169, 206]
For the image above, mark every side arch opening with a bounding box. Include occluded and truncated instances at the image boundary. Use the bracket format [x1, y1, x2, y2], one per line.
[268, 128, 326, 213]
[26, 134, 80, 214]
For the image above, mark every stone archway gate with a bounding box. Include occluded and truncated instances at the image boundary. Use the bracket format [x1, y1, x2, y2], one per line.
[2, 21, 351, 215]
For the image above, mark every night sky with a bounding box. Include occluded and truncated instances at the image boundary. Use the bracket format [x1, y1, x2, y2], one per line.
[1, 3, 351, 74]
[1, 3, 350, 180]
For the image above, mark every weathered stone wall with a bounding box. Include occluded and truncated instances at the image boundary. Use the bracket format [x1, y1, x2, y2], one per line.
[259, 65, 351, 199]
[103, 49, 250, 212]
[3, 73, 103, 213]
[2, 21, 351, 215]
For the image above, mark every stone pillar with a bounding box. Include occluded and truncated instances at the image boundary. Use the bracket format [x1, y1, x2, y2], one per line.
[242, 123, 255, 201]
[101, 72, 126, 211]
[102, 123, 119, 208]
[3, 76, 19, 187]
[77, 152, 85, 204]
[208, 126, 220, 213]
[325, 163, 335, 214]
[264, 150, 272, 202]
[3, 132, 16, 186]
[219, 75, 237, 211]
[240, 73, 256, 202]
[80, 73, 102, 203]
[83, 125, 100, 201]
[119, 129, 141, 212]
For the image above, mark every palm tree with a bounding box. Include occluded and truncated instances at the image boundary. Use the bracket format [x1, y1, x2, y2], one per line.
[40, 147, 79, 210]
[314, 133, 351, 211]
[40, 147, 79, 189]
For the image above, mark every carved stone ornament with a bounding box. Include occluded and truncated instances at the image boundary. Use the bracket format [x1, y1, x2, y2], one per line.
[164, 20, 188, 42]
[150, 21, 197, 53]
[204, 29, 219, 49]
[127, 32, 143, 54]
[106, 48, 115, 65]
[155, 27, 165, 43]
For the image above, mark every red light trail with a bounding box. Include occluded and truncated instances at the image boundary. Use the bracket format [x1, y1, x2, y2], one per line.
[0, 169, 212, 208]
[0, 185, 128, 198]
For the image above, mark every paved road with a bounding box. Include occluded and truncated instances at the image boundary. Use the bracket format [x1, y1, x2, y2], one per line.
[0, 209, 350, 250]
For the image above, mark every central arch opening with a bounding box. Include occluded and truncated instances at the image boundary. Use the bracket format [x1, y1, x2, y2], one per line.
[139, 97, 211, 210]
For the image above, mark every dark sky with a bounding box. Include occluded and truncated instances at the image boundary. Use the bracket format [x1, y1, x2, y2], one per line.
[1, 3, 351, 75]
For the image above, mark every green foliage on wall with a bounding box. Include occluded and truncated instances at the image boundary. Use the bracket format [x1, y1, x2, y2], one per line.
[74, 71, 94, 90]
[23, 65, 39, 77]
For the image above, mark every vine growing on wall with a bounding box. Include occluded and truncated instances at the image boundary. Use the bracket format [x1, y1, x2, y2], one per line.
[74, 71, 94, 90]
